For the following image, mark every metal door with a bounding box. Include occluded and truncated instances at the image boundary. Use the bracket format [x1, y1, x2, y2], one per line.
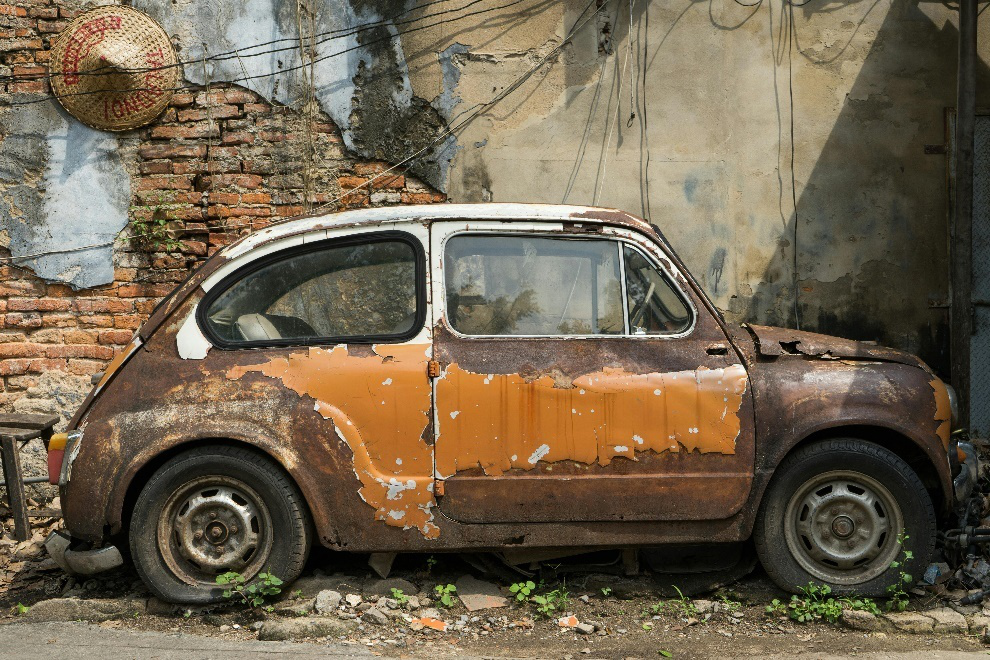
[971, 116, 990, 437]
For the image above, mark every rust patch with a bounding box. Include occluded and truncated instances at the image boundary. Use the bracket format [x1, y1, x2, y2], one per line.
[227, 344, 439, 538]
[434, 363, 749, 478]
[930, 378, 951, 448]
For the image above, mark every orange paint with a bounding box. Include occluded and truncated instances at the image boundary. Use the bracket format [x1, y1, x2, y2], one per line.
[227, 344, 439, 538]
[228, 346, 748, 539]
[930, 378, 952, 448]
[434, 363, 748, 478]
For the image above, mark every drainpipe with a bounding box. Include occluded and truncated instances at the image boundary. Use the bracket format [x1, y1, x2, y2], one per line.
[952, 0, 977, 427]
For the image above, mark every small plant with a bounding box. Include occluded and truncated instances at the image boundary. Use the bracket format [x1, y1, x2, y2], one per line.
[391, 587, 410, 605]
[509, 580, 536, 602]
[666, 585, 699, 619]
[12, 603, 28, 616]
[600, 587, 612, 597]
[434, 583, 457, 608]
[216, 570, 283, 610]
[766, 583, 879, 624]
[425, 555, 438, 573]
[532, 586, 570, 618]
[718, 594, 742, 613]
[658, 651, 673, 658]
[130, 216, 184, 253]
[886, 531, 914, 612]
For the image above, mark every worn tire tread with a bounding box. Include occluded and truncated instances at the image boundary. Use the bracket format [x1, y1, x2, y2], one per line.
[753, 438, 935, 597]
[130, 444, 312, 604]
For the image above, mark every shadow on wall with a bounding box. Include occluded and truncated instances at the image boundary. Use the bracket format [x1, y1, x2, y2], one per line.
[745, 1, 987, 378]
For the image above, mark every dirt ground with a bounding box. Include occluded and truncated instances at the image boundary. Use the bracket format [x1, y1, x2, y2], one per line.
[0, 537, 987, 659]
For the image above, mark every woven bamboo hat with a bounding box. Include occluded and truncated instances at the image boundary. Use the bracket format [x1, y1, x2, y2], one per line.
[49, 6, 178, 131]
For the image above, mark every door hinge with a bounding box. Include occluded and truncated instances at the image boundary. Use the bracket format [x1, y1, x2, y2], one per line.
[434, 479, 445, 496]
[427, 360, 441, 378]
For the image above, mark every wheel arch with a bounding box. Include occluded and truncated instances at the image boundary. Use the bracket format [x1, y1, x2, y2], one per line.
[780, 424, 949, 520]
[116, 437, 321, 545]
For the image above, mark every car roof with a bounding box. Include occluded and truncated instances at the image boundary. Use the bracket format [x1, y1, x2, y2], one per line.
[220, 203, 654, 261]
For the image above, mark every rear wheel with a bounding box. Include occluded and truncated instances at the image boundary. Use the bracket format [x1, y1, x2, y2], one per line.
[130, 445, 312, 604]
[754, 438, 935, 597]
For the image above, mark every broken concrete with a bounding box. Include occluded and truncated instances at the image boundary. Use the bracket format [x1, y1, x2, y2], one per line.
[455, 574, 508, 612]
[24, 597, 147, 623]
[257, 616, 356, 641]
[883, 611, 935, 634]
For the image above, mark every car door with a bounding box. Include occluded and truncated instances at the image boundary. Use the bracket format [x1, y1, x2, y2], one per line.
[430, 220, 756, 523]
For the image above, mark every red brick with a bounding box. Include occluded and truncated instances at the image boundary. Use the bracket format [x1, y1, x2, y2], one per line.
[136, 175, 194, 191]
[28, 358, 66, 373]
[0, 6, 27, 17]
[10, 80, 46, 93]
[0, 359, 29, 376]
[169, 92, 196, 107]
[40, 314, 76, 328]
[240, 192, 272, 204]
[67, 359, 104, 376]
[0, 342, 42, 358]
[7, 297, 71, 312]
[338, 175, 368, 189]
[37, 19, 67, 33]
[3, 313, 41, 329]
[98, 330, 133, 345]
[78, 315, 113, 328]
[139, 160, 171, 175]
[150, 123, 219, 140]
[177, 105, 240, 122]
[196, 88, 257, 105]
[63, 330, 97, 344]
[180, 240, 207, 256]
[113, 315, 144, 330]
[73, 298, 133, 314]
[138, 144, 207, 160]
[201, 174, 263, 190]
[221, 131, 255, 145]
[45, 344, 114, 360]
[400, 192, 446, 204]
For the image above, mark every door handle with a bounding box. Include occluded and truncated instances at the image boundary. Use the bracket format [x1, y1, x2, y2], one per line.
[706, 344, 728, 356]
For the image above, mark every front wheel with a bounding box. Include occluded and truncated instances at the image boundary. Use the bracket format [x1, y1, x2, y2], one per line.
[754, 438, 935, 597]
[130, 445, 312, 604]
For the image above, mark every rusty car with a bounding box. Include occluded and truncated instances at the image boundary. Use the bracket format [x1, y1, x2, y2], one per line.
[41, 203, 975, 603]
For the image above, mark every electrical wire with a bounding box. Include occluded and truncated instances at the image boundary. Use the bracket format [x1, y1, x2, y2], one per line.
[0, 0, 511, 85]
[0, 0, 611, 267]
[0, 0, 543, 104]
[786, 0, 801, 329]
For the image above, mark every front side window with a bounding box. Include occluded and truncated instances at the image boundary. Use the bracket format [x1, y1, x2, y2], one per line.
[623, 245, 692, 335]
[202, 237, 420, 345]
[444, 235, 624, 336]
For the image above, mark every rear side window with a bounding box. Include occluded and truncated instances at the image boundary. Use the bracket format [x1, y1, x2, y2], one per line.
[444, 235, 624, 336]
[201, 236, 421, 345]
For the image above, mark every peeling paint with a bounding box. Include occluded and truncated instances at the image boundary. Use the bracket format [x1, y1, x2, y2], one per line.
[176, 307, 212, 360]
[227, 343, 439, 538]
[434, 363, 749, 478]
[931, 378, 952, 449]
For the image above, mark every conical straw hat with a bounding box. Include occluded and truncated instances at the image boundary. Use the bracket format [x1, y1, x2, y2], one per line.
[49, 6, 178, 131]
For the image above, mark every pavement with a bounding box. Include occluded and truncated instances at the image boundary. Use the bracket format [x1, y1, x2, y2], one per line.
[0, 621, 375, 659]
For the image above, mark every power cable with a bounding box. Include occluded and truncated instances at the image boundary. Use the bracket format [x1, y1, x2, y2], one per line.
[0, 0, 610, 267]
[786, 0, 801, 329]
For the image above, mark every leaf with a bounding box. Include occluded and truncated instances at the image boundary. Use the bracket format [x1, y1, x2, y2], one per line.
[659, 651, 673, 658]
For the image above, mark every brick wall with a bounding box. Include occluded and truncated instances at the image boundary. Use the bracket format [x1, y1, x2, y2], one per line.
[0, 0, 446, 422]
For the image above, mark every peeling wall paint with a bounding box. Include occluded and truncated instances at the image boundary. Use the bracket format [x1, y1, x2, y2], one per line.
[0, 98, 130, 289]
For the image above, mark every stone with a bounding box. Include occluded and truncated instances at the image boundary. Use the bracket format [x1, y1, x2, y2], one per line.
[249, 621, 264, 631]
[693, 599, 715, 615]
[274, 598, 315, 616]
[25, 597, 147, 623]
[257, 617, 355, 641]
[406, 596, 420, 610]
[840, 609, 878, 631]
[315, 589, 342, 614]
[145, 597, 179, 616]
[968, 614, 990, 636]
[926, 607, 967, 634]
[575, 623, 595, 635]
[883, 611, 935, 634]
[367, 552, 396, 579]
[345, 594, 362, 608]
[289, 575, 364, 599]
[363, 607, 388, 625]
[364, 578, 418, 597]
[455, 575, 508, 612]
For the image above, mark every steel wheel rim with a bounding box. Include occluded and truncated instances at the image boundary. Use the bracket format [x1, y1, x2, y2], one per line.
[783, 470, 903, 585]
[157, 475, 273, 586]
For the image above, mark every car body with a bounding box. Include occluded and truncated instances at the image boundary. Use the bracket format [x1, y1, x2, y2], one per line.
[43, 204, 973, 602]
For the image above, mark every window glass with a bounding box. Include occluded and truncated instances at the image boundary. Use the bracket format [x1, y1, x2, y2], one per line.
[445, 235, 623, 336]
[203, 239, 418, 344]
[623, 245, 692, 335]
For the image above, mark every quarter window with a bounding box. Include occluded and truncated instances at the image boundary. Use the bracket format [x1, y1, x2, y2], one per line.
[623, 245, 692, 335]
[444, 235, 624, 336]
[202, 237, 420, 344]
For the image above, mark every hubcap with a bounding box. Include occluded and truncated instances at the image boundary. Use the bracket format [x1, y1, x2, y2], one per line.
[157, 476, 272, 585]
[783, 470, 903, 585]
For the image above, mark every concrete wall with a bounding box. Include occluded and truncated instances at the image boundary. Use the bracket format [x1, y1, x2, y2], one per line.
[0, 0, 982, 456]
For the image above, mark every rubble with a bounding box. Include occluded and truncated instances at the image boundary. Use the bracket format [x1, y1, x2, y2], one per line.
[257, 617, 355, 641]
[25, 597, 146, 622]
[455, 575, 508, 612]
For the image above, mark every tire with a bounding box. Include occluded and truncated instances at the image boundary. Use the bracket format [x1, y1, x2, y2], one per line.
[130, 445, 312, 604]
[753, 438, 935, 597]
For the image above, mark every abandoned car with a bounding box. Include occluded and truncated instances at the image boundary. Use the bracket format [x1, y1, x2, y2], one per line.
[42, 204, 974, 603]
